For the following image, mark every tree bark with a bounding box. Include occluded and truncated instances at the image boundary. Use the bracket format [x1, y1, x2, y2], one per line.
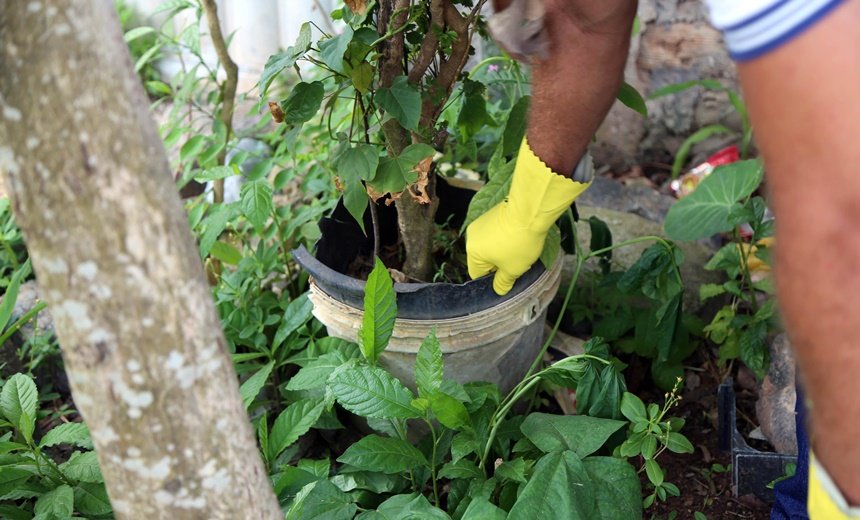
[0, 3, 281, 519]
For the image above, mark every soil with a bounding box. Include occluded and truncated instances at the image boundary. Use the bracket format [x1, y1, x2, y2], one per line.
[630, 350, 773, 520]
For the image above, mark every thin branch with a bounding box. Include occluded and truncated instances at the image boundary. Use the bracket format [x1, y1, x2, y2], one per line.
[201, 0, 238, 204]
[407, 0, 443, 85]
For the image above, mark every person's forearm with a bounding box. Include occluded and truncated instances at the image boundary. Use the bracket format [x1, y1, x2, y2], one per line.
[526, 0, 637, 175]
[736, 0, 860, 504]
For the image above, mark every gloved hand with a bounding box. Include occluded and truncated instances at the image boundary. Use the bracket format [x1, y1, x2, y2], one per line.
[466, 138, 592, 296]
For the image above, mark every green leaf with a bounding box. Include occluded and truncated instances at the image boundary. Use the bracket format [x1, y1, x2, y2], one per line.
[337, 434, 428, 474]
[239, 361, 274, 409]
[360, 493, 451, 520]
[343, 182, 369, 233]
[665, 432, 694, 454]
[298, 458, 331, 479]
[199, 202, 240, 258]
[583, 457, 643, 519]
[39, 422, 92, 449]
[274, 293, 313, 352]
[458, 79, 493, 139]
[588, 216, 613, 274]
[269, 399, 325, 461]
[462, 159, 514, 229]
[415, 330, 443, 398]
[0, 260, 28, 332]
[209, 241, 243, 265]
[664, 160, 764, 241]
[329, 365, 420, 419]
[124, 26, 156, 42]
[240, 179, 274, 234]
[319, 26, 355, 74]
[539, 225, 561, 269]
[671, 124, 735, 178]
[620, 392, 647, 423]
[699, 283, 726, 301]
[648, 79, 724, 99]
[260, 22, 312, 96]
[18, 411, 34, 444]
[281, 81, 326, 125]
[739, 321, 769, 379]
[60, 451, 104, 483]
[35, 484, 73, 519]
[508, 451, 595, 520]
[180, 135, 207, 163]
[645, 459, 664, 486]
[369, 143, 435, 196]
[520, 413, 625, 457]
[617, 82, 648, 117]
[74, 482, 112, 517]
[439, 459, 483, 480]
[502, 96, 530, 157]
[377, 76, 422, 130]
[1, 373, 37, 434]
[287, 479, 357, 520]
[336, 144, 380, 184]
[351, 61, 375, 93]
[462, 496, 507, 520]
[429, 391, 469, 430]
[495, 457, 528, 483]
[287, 351, 350, 391]
[361, 258, 397, 364]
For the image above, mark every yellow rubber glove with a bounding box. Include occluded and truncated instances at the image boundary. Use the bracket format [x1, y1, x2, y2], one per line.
[809, 454, 860, 518]
[466, 138, 592, 295]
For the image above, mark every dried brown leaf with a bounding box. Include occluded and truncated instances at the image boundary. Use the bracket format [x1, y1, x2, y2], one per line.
[268, 101, 284, 123]
[345, 0, 367, 15]
[408, 156, 433, 204]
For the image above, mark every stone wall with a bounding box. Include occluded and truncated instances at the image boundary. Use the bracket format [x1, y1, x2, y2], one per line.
[594, 0, 743, 172]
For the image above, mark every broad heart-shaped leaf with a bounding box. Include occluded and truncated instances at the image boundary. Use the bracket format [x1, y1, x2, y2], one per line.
[336, 144, 380, 232]
[287, 479, 357, 520]
[273, 293, 313, 352]
[281, 81, 325, 125]
[664, 159, 763, 241]
[357, 493, 451, 520]
[520, 413, 626, 457]
[259, 22, 311, 96]
[337, 434, 427, 474]
[368, 143, 435, 197]
[34, 484, 73, 518]
[507, 451, 595, 520]
[60, 451, 104, 483]
[583, 457, 643, 520]
[461, 497, 507, 520]
[74, 482, 112, 517]
[268, 399, 325, 461]
[462, 158, 515, 230]
[361, 257, 397, 364]
[0, 373, 37, 433]
[329, 365, 420, 420]
[415, 330, 442, 398]
[319, 26, 354, 74]
[240, 361, 274, 409]
[39, 422, 92, 449]
[376, 76, 421, 131]
[240, 179, 273, 235]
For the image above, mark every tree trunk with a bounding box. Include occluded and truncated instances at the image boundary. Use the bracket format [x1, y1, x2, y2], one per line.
[0, 3, 281, 519]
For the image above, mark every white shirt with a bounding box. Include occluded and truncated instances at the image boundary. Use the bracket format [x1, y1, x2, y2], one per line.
[704, 0, 845, 60]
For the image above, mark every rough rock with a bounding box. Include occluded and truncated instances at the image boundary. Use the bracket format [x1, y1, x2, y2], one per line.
[577, 175, 675, 223]
[563, 203, 721, 315]
[756, 334, 798, 454]
[592, 0, 742, 171]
